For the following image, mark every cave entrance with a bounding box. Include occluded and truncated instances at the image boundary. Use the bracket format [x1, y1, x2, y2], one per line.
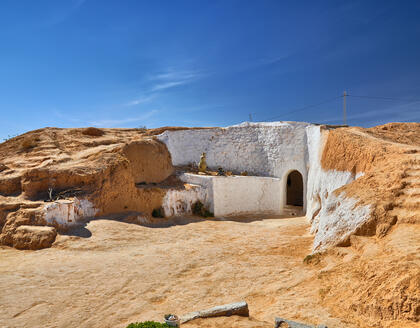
[286, 170, 303, 207]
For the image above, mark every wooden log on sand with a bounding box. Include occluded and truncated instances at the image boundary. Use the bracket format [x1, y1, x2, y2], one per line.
[180, 301, 249, 323]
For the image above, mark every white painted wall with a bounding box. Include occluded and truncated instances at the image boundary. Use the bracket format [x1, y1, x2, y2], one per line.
[158, 121, 311, 212]
[179, 173, 282, 217]
[162, 184, 208, 217]
[212, 175, 282, 216]
[178, 174, 215, 212]
[43, 198, 97, 227]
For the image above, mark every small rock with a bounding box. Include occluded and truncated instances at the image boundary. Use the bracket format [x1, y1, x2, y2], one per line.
[12, 225, 57, 250]
[274, 317, 328, 328]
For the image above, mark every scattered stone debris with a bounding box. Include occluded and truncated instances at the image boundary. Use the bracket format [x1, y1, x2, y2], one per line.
[217, 167, 225, 176]
[180, 301, 249, 323]
[274, 317, 327, 328]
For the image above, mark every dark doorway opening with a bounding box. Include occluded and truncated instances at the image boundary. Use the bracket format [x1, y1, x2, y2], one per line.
[286, 170, 303, 206]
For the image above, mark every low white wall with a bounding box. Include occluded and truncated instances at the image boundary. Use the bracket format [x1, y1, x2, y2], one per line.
[43, 198, 97, 227]
[212, 175, 282, 216]
[162, 184, 208, 217]
[179, 174, 215, 213]
[180, 173, 282, 217]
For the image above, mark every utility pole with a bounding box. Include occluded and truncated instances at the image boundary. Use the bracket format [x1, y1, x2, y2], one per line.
[343, 90, 347, 125]
[249, 113, 253, 122]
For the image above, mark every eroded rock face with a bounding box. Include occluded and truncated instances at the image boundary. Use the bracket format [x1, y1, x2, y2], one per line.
[123, 139, 174, 184]
[0, 127, 179, 249]
[12, 225, 57, 250]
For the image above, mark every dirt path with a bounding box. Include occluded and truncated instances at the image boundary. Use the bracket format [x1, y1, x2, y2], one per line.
[0, 216, 354, 328]
[349, 128, 420, 149]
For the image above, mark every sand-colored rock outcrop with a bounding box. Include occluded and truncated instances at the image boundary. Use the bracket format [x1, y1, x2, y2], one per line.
[312, 123, 420, 325]
[12, 225, 57, 250]
[0, 127, 183, 249]
[320, 123, 420, 242]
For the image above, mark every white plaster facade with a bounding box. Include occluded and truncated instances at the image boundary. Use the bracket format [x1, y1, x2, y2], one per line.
[158, 121, 310, 212]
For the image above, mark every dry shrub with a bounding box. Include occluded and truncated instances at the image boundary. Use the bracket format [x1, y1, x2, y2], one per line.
[318, 286, 331, 300]
[82, 127, 104, 137]
[152, 207, 165, 218]
[21, 136, 39, 150]
[303, 252, 322, 265]
[192, 201, 214, 217]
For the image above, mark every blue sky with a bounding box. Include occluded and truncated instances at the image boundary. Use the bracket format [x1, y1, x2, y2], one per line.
[1, 0, 420, 140]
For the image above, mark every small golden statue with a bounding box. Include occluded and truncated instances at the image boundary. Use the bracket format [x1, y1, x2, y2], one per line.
[198, 152, 207, 173]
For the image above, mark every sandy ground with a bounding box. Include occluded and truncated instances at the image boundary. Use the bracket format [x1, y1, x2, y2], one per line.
[0, 215, 356, 328]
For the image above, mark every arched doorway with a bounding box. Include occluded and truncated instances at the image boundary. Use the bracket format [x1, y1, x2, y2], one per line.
[286, 170, 303, 207]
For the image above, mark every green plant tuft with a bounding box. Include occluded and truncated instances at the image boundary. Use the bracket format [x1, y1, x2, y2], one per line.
[152, 207, 165, 218]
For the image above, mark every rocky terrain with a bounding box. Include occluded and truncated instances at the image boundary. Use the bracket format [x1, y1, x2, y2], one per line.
[0, 126, 194, 249]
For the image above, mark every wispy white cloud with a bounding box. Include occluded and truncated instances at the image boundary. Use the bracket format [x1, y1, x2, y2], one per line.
[154, 70, 199, 81]
[151, 80, 188, 92]
[124, 94, 156, 107]
[150, 69, 202, 92]
[125, 68, 204, 106]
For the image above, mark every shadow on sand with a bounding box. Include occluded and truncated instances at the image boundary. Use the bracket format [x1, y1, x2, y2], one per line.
[58, 212, 295, 239]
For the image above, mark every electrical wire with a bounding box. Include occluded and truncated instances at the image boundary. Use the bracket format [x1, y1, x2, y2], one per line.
[252, 93, 420, 122]
[257, 96, 341, 121]
[347, 94, 420, 102]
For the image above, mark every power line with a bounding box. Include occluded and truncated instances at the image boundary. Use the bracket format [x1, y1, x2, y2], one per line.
[258, 96, 341, 122]
[347, 94, 420, 102]
[252, 92, 420, 123]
